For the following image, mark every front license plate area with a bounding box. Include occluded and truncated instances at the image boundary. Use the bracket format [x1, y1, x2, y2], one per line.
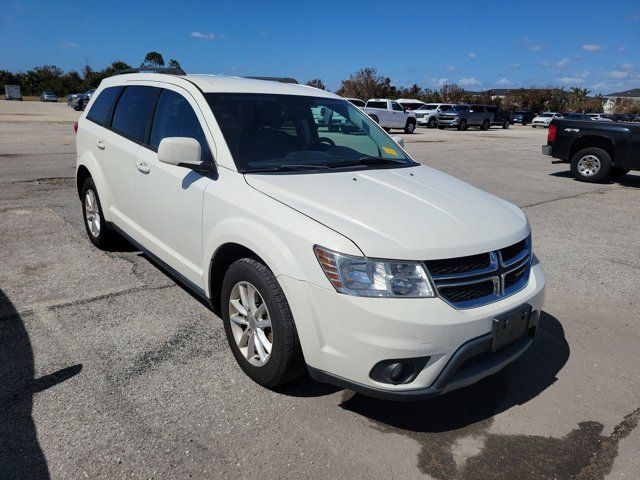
[491, 305, 531, 352]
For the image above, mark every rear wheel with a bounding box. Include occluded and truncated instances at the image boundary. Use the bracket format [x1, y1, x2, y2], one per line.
[221, 258, 305, 388]
[438, 126, 445, 130]
[502, 120, 510, 129]
[404, 120, 416, 134]
[81, 177, 117, 249]
[383, 127, 391, 132]
[370, 115, 379, 124]
[570, 147, 612, 183]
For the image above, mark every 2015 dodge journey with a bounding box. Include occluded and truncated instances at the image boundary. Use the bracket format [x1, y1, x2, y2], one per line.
[75, 72, 546, 400]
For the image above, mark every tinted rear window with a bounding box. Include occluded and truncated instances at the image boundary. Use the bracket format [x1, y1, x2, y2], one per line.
[86, 86, 123, 126]
[111, 86, 160, 142]
[348, 99, 365, 107]
[366, 101, 387, 109]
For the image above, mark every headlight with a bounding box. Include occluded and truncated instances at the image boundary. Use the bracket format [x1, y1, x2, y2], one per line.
[314, 246, 435, 298]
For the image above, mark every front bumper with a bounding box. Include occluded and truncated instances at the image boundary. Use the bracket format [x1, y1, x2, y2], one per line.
[278, 261, 546, 400]
[437, 117, 460, 127]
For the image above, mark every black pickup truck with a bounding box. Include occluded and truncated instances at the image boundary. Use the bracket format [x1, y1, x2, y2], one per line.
[542, 119, 640, 182]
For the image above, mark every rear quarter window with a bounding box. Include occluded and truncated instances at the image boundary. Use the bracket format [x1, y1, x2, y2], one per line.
[86, 86, 123, 126]
[366, 101, 387, 109]
[111, 86, 160, 143]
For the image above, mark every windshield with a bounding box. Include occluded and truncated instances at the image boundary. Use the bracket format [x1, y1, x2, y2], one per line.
[206, 93, 414, 173]
[418, 104, 438, 110]
[539, 113, 554, 118]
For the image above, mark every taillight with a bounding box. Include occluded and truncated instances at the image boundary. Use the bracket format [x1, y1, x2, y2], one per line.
[73, 121, 78, 134]
[547, 124, 556, 143]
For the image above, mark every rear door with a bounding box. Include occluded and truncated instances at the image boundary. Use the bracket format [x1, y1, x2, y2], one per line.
[134, 86, 216, 285]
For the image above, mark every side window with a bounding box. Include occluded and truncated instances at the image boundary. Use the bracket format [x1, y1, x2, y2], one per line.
[86, 86, 123, 126]
[392, 102, 404, 111]
[150, 89, 212, 163]
[111, 86, 160, 143]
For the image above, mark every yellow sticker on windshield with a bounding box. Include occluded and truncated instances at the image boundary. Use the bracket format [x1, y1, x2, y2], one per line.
[382, 146, 398, 156]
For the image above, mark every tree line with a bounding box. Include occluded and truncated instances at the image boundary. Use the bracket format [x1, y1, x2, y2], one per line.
[0, 52, 181, 97]
[3, 58, 638, 114]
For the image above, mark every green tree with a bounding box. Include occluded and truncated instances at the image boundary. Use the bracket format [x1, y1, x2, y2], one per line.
[439, 83, 466, 103]
[141, 52, 165, 68]
[168, 59, 182, 70]
[306, 78, 326, 90]
[336, 68, 397, 100]
[568, 87, 590, 111]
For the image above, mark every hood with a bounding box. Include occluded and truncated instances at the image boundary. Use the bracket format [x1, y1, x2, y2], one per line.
[245, 165, 529, 260]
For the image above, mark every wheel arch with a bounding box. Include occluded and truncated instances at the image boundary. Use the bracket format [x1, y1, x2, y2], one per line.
[76, 164, 92, 199]
[570, 135, 615, 162]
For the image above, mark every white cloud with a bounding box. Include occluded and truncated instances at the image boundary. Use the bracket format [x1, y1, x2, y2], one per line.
[190, 31, 216, 40]
[432, 78, 448, 86]
[60, 42, 79, 48]
[521, 37, 546, 51]
[621, 62, 634, 70]
[459, 76, 482, 86]
[608, 70, 630, 78]
[559, 77, 584, 84]
[618, 46, 626, 52]
[445, 65, 456, 71]
[510, 63, 521, 69]
[581, 44, 604, 51]
[555, 57, 571, 69]
[496, 77, 511, 85]
[539, 61, 551, 67]
[467, 52, 477, 60]
[592, 82, 608, 91]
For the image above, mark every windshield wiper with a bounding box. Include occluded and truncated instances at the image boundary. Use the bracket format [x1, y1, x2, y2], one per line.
[246, 164, 331, 173]
[329, 156, 409, 169]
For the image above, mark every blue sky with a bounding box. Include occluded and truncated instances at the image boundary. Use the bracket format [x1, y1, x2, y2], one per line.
[2, 0, 639, 95]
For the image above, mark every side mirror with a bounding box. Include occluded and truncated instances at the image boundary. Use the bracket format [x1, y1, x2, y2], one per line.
[158, 137, 203, 168]
[391, 135, 405, 148]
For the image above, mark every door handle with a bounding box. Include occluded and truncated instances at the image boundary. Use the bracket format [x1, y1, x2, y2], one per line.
[136, 161, 150, 174]
[96, 140, 105, 150]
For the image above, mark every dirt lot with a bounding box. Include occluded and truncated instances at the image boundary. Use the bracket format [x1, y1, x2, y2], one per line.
[1, 100, 639, 480]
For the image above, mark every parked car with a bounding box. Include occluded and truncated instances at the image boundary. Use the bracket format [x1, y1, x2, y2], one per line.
[510, 110, 536, 126]
[414, 103, 454, 128]
[586, 113, 613, 122]
[483, 105, 511, 129]
[4, 85, 22, 100]
[437, 104, 493, 131]
[72, 89, 96, 111]
[531, 112, 562, 128]
[40, 91, 58, 102]
[562, 113, 591, 120]
[396, 98, 426, 111]
[345, 98, 365, 107]
[363, 99, 417, 133]
[75, 72, 545, 400]
[542, 117, 640, 182]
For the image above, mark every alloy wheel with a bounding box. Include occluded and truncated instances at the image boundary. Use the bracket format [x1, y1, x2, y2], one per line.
[577, 155, 601, 177]
[228, 281, 273, 367]
[84, 190, 101, 237]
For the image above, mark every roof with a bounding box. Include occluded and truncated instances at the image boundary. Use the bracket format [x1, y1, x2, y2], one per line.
[604, 88, 640, 98]
[100, 73, 338, 98]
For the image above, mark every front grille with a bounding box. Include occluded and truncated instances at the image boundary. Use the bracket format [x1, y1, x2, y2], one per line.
[425, 236, 532, 308]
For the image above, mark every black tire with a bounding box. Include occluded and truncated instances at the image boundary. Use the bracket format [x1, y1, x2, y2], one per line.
[221, 258, 304, 388]
[383, 127, 391, 132]
[404, 120, 416, 134]
[570, 147, 612, 183]
[370, 115, 379, 124]
[480, 119, 490, 131]
[427, 117, 436, 128]
[438, 126, 445, 130]
[502, 120, 510, 129]
[457, 119, 468, 131]
[522, 121, 528, 126]
[611, 167, 630, 178]
[81, 177, 117, 249]
[532, 125, 537, 128]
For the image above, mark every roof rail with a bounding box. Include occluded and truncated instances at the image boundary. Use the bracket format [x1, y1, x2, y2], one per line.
[244, 76, 299, 84]
[113, 67, 186, 76]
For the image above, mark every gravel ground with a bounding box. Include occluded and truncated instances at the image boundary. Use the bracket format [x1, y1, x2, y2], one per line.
[1, 101, 638, 480]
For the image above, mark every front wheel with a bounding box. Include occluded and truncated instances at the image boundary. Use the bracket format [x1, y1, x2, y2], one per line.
[438, 126, 445, 130]
[570, 147, 612, 183]
[427, 117, 436, 128]
[502, 120, 510, 129]
[457, 119, 467, 131]
[480, 119, 490, 131]
[221, 258, 305, 388]
[404, 120, 415, 134]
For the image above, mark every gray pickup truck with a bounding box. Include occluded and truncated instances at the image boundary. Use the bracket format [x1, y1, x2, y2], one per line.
[542, 118, 640, 182]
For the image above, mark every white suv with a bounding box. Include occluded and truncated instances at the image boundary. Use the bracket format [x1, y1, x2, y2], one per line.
[76, 72, 546, 400]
